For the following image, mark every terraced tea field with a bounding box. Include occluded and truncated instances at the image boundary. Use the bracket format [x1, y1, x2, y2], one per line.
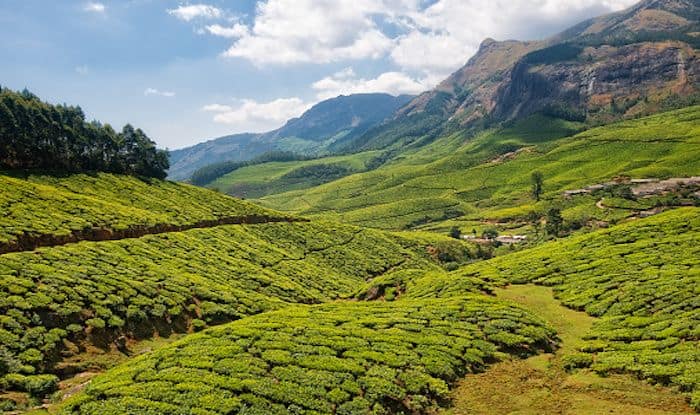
[255, 107, 700, 231]
[0, 173, 292, 253]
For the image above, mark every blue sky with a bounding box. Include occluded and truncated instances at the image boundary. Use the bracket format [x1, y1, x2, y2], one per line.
[0, 0, 638, 149]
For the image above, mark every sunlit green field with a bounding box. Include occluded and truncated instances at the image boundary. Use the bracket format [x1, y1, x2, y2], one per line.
[255, 107, 700, 230]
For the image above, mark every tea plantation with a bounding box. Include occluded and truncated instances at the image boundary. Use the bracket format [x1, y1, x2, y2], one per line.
[0, 172, 291, 250]
[257, 106, 700, 230]
[0, 219, 465, 395]
[60, 296, 555, 415]
[409, 207, 700, 408]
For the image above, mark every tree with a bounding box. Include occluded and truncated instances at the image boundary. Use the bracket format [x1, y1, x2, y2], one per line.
[545, 208, 564, 236]
[0, 87, 169, 179]
[531, 171, 544, 201]
[449, 226, 461, 239]
[482, 228, 499, 239]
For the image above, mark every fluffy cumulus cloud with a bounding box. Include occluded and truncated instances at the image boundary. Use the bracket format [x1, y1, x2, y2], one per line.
[83, 2, 105, 13]
[205, 23, 249, 38]
[144, 88, 176, 97]
[221, 0, 403, 65]
[202, 98, 312, 131]
[167, 4, 222, 21]
[312, 67, 431, 100]
[216, 0, 638, 77]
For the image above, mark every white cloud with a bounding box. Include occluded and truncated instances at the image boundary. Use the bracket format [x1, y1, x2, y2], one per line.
[83, 2, 105, 13]
[167, 4, 222, 21]
[205, 23, 249, 38]
[75, 65, 89, 75]
[312, 68, 431, 100]
[217, 0, 639, 76]
[221, 0, 400, 65]
[144, 88, 176, 97]
[202, 98, 312, 132]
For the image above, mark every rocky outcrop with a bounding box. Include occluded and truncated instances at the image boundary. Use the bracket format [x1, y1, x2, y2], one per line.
[379, 0, 699, 141]
[493, 40, 699, 122]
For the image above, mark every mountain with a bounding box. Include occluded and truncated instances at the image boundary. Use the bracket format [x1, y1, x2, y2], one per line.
[167, 93, 413, 180]
[343, 0, 699, 152]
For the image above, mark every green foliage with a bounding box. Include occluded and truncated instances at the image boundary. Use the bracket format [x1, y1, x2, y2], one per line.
[0, 215, 452, 380]
[545, 208, 563, 236]
[414, 208, 700, 407]
[190, 151, 312, 186]
[0, 87, 168, 178]
[522, 43, 583, 65]
[258, 106, 700, 230]
[60, 297, 554, 414]
[2, 374, 58, 398]
[208, 152, 378, 199]
[531, 171, 543, 201]
[0, 172, 289, 247]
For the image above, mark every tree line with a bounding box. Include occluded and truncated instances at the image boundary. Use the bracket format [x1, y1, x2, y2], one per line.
[0, 87, 169, 179]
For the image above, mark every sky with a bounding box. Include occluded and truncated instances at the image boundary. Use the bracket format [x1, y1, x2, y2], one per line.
[0, 0, 639, 149]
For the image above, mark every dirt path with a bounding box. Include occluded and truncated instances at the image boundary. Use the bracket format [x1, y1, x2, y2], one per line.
[443, 285, 694, 415]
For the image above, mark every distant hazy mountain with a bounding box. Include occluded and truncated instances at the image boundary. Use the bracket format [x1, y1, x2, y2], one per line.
[168, 93, 413, 180]
[343, 0, 699, 152]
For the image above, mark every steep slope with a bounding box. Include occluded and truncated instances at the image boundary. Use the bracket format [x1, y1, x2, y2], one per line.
[257, 106, 700, 230]
[344, 0, 699, 152]
[168, 94, 413, 181]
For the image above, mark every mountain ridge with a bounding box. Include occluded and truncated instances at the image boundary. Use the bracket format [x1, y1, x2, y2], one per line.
[168, 93, 413, 180]
[339, 0, 699, 152]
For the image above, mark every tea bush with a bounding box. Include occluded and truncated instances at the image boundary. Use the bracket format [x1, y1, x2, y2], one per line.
[412, 208, 700, 407]
[60, 296, 555, 414]
[0, 220, 449, 382]
[0, 172, 290, 247]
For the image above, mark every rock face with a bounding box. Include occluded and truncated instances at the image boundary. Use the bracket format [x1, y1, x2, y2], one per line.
[494, 40, 698, 122]
[363, 0, 699, 149]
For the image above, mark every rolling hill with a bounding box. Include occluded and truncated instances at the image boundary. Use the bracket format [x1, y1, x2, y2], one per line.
[254, 106, 700, 231]
[55, 207, 699, 414]
[168, 94, 413, 181]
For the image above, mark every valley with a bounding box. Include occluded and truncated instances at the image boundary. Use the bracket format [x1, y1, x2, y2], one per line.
[1, 0, 699, 414]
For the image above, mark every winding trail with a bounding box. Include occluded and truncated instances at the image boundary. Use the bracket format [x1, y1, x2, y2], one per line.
[443, 285, 694, 415]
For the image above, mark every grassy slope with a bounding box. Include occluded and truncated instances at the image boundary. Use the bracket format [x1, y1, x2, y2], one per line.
[256, 107, 700, 230]
[0, 218, 464, 382]
[60, 296, 555, 415]
[208, 152, 379, 199]
[409, 207, 700, 409]
[445, 285, 694, 414]
[0, 172, 290, 246]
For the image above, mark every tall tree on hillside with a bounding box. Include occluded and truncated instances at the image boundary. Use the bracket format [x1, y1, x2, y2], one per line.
[545, 208, 563, 236]
[0, 87, 169, 178]
[531, 171, 544, 201]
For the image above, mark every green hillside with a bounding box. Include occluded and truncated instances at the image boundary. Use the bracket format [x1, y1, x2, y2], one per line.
[0, 171, 477, 412]
[54, 207, 699, 414]
[253, 106, 700, 231]
[0, 172, 292, 253]
[409, 207, 700, 409]
[208, 152, 379, 199]
[60, 296, 554, 415]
